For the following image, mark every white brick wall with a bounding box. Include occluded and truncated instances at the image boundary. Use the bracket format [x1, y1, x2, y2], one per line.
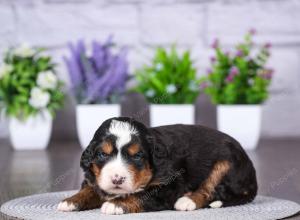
[140, 4, 205, 45]
[1, 0, 300, 139]
[262, 94, 300, 138]
[268, 49, 300, 94]
[15, 3, 139, 47]
[206, 1, 300, 45]
[0, 3, 16, 51]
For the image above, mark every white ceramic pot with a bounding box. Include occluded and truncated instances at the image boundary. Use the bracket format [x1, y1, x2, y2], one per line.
[76, 104, 121, 148]
[217, 105, 262, 150]
[9, 111, 52, 150]
[150, 104, 195, 127]
[0, 110, 8, 138]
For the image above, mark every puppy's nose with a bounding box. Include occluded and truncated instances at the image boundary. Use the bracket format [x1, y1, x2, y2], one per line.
[111, 174, 126, 185]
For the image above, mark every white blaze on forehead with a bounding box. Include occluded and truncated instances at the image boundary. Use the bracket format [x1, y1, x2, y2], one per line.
[99, 120, 137, 194]
[109, 120, 138, 149]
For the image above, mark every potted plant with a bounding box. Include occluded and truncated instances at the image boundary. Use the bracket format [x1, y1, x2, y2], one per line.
[0, 44, 65, 150]
[200, 29, 273, 150]
[64, 37, 129, 148]
[0, 97, 8, 138]
[134, 46, 200, 127]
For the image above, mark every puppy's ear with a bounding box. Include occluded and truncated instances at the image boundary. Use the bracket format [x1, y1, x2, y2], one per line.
[80, 141, 97, 171]
[80, 118, 112, 170]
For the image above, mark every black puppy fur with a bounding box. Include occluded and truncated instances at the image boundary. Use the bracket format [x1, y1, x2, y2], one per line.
[61, 117, 257, 213]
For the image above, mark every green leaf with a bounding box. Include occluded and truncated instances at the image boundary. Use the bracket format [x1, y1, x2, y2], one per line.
[133, 46, 200, 104]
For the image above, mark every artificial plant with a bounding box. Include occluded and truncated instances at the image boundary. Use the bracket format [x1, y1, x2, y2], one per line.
[134, 46, 200, 104]
[200, 29, 273, 104]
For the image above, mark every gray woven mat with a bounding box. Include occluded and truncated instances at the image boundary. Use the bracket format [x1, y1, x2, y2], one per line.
[1, 190, 300, 220]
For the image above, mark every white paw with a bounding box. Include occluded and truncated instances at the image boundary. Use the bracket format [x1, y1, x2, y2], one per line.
[57, 201, 77, 212]
[209, 200, 223, 208]
[174, 196, 196, 211]
[101, 201, 124, 215]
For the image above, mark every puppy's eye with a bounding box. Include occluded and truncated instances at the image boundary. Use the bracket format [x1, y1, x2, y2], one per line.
[132, 152, 143, 161]
[97, 152, 109, 160]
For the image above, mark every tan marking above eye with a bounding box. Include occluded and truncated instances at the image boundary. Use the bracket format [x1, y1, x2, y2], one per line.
[102, 141, 113, 154]
[127, 144, 140, 156]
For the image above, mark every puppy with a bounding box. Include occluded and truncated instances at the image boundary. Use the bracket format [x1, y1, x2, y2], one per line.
[58, 117, 257, 214]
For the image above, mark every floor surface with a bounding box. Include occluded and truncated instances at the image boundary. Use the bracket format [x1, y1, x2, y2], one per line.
[0, 138, 299, 220]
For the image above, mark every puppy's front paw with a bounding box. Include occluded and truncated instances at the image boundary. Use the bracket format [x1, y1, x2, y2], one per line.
[57, 201, 77, 212]
[101, 201, 125, 215]
[174, 196, 196, 211]
[209, 200, 223, 208]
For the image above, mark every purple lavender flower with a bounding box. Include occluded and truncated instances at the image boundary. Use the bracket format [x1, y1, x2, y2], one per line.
[211, 39, 219, 49]
[64, 41, 86, 87]
[64, 37, 129, 104]
[249, 28, 257, 35]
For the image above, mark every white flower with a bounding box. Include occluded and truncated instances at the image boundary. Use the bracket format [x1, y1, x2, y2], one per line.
[29, 87, 50, 109]
[155, 63, 164, 71]
[248, 78, 254, 85]
[188, 81, 199, 91]
[14, 43, 35, 57]
[37, 71, 58, 89]
[166, 84, 177, 94]
[146, 89, 155, 98]
[0, 63, 13, 79]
